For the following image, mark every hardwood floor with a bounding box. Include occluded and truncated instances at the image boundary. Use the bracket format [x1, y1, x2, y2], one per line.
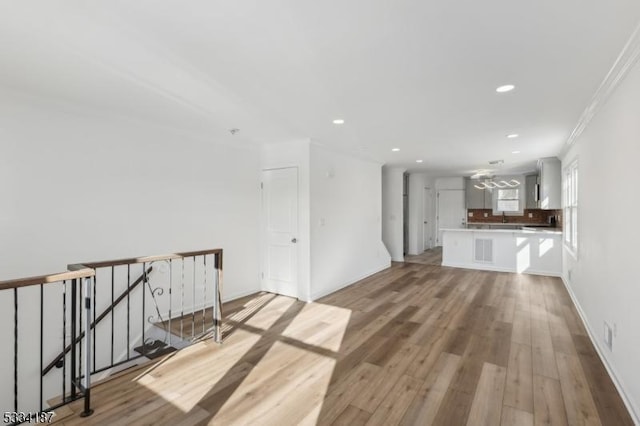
[405, 247, 443, 266]
[54, 263, 632, 425]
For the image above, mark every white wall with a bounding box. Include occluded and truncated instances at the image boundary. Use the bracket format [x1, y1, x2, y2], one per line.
[435, 176, 465, 190]
[260, 140, 311, 301]
[381, 167, 405, 261]
[0, 90, 261, 300]
[560, 58, 640, 421]
[0, 90, 262, 412]
[309, 144, 390, 300]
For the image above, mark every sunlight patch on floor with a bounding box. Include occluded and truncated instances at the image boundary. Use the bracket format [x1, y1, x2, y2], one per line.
[227, 293, 276, 324]
[281, 302, 352, 352]
[244, 295, 296, 330]
[211, 341, 337, 425]
[136, 328, 262, 413]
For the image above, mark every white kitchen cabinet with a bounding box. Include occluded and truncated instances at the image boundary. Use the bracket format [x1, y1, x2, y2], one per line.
[537, 157, 561, 209]
[465, 178, 492, 209]
[525, 174, 540, 209]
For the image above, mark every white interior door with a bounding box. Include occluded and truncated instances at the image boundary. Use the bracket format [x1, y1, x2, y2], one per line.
[423, 187, 433, 250]
[262, 167, 298, 298]
[437, 189, 466, 246]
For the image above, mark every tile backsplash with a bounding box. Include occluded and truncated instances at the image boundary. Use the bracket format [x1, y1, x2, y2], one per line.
[468, 209, 562, 228]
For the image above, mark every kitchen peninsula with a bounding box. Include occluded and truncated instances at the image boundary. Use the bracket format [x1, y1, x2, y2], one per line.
[442, 227, 562, 276]
[444, 166, 564, 276]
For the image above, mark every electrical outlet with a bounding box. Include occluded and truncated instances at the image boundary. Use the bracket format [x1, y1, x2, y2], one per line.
[528, 213, 533, 218]
[484, 212, 488, 218]
[468, 212, 473, 217]
[604, 322, 613, 351]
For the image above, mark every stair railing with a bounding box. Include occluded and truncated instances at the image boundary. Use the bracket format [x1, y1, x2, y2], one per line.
[0, 248, 223, 423]
[66, 249, 223, 376]
[0, 268, 96, 424]
[41, 265, 153, 377]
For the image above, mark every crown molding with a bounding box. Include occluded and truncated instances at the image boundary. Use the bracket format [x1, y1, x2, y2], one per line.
[565, 22, 640, 148]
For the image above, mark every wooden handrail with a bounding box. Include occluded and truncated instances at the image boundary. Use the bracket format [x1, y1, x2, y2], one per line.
[68, 248, 223, 270]
[0, 269, 95, 291]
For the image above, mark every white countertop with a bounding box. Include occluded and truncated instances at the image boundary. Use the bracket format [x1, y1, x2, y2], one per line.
[467, 222, 553, 227]
[442, 228, 563, 235]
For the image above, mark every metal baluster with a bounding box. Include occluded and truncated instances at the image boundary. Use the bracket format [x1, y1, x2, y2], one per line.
[126, 264, 130, 361]
[70, 279, 77, 399]
[192, 256, 196, 338]
[214, 252, 223, 343]
[79, 277, 82, 380]
[62, 280, 66, 403]
[202, 255, 206, 335]
[40, 284, 44, 411]
[93, 272, 96, 374]
[142, 263, 147, 356]
[168, 260, 172, 346]
[181, 258, 185, 340]
[80, 277, 94, 417]
[14, 287, 18, 412]
[111, 266, 115, 366]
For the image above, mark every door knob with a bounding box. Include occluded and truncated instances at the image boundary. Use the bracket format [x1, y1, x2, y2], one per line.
[291, 238, 297, 243]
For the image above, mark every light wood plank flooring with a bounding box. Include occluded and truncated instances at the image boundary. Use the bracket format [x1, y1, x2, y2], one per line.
[54, 262, 632, 425]
[405, 247, 443, 266]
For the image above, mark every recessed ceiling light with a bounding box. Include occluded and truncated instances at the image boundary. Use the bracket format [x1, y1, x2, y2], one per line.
[512, 151, 521, 154]
[391, 148, 400, 152]
[496, 84, 515, 93]
[332, 119, 345, 124]
[507, 134, 519, 139]
[416, 160, 423, 163]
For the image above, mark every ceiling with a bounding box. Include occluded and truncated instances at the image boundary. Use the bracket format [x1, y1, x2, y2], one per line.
[1, 1, 639, 176]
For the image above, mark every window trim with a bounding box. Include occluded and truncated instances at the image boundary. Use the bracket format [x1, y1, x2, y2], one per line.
[563, 159, 578, 258]
[493, 186, 524, 216]
[496, 188, 520, 213]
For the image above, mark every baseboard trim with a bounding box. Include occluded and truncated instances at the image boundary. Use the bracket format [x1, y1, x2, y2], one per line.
[309, 261, 391, 302]
[560, 275, 640, 424]
[442, 262, 511, 273]
[441, 262, 561, 277]
[223, 288, 262, 303]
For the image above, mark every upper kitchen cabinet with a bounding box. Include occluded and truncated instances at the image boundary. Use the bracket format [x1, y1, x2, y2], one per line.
[465, 178, 492, 209]
[525, 174, 540, 209]
[537, 157, 561, 209]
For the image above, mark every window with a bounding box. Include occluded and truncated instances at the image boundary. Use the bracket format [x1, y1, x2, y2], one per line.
[497, 188, 520, 212]
[564, 160, 578, 255]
